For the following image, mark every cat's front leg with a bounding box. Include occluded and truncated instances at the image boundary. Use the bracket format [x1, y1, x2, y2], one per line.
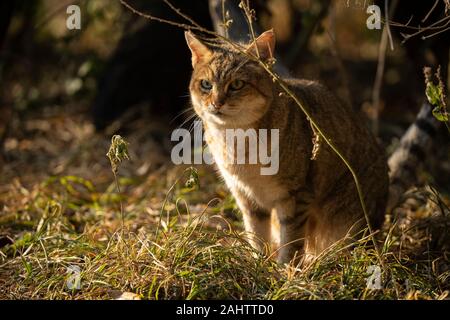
[274, 197, 308, 264]
[233, 191, 271, 253]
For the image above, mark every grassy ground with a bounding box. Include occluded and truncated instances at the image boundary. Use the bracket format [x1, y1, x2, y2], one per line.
[1, 104, 449, 300]
[2, 0, 450, 300]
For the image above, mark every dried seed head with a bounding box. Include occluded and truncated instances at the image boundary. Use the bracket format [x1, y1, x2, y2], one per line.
[106, 135, 130, 174]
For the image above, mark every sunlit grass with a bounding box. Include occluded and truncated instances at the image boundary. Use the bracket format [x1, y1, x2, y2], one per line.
[1, 168, 449, 300]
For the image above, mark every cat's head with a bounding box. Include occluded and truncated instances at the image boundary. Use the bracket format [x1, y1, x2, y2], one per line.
[185, 30, 276, 127]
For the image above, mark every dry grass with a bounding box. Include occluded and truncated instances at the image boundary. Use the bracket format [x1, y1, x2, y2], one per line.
[1, 105, 449, 300]
[2, 0, 450, 300]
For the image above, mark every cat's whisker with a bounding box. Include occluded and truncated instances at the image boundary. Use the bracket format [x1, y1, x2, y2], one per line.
[177, 113, 198, 130]
[171, 107, 195, 124]
[188, 116, 202, 134]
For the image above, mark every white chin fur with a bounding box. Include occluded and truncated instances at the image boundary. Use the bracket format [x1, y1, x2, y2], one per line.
[192, 94, 267, 128]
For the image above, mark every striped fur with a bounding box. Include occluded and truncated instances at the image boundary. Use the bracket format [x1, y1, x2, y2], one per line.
[387, 102, 441, 210]
[186, 30, 389, 264]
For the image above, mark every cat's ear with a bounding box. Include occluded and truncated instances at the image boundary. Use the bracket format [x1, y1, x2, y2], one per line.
[185, 31, 212, 67]
[246, 29, 275, 61]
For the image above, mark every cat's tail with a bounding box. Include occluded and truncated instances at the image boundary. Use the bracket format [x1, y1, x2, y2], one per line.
[386, 102, 441, 210]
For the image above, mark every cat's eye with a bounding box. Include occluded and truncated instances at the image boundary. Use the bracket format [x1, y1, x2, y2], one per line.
[229, 79, 245, 91]
[200, 79, 212, 91]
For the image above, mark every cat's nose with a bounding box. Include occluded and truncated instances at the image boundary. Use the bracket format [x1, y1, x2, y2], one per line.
[212, 100, 224, 110]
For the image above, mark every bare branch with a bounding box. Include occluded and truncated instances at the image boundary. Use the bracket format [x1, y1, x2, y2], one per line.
[422, 0, 440, 23]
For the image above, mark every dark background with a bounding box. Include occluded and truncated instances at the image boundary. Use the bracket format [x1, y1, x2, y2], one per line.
[0, 0, 449, 190]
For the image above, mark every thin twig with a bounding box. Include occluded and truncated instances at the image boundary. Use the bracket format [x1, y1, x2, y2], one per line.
[113, 171, 125, 230]
[422, 25, 450, 39]
[221, 0, 229, 39]
[422, 0, 440, 23]
[399, 15, 450, 43]
[387, 15, 450, 31]
[371, 22, 389, 136]
[241, 0, 261, 59]
[119, 0, 206, 34]
[372, 0, 399, 135]
[162, 0, 203, 30]
[384, 0, 395, 51]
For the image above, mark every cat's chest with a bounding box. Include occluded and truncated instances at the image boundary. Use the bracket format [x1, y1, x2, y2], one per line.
[221, 165, 285, 207]
[205, 128, 287, 208]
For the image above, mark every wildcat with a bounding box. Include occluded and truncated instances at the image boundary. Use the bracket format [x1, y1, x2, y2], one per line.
[184, 29, 390, 264]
